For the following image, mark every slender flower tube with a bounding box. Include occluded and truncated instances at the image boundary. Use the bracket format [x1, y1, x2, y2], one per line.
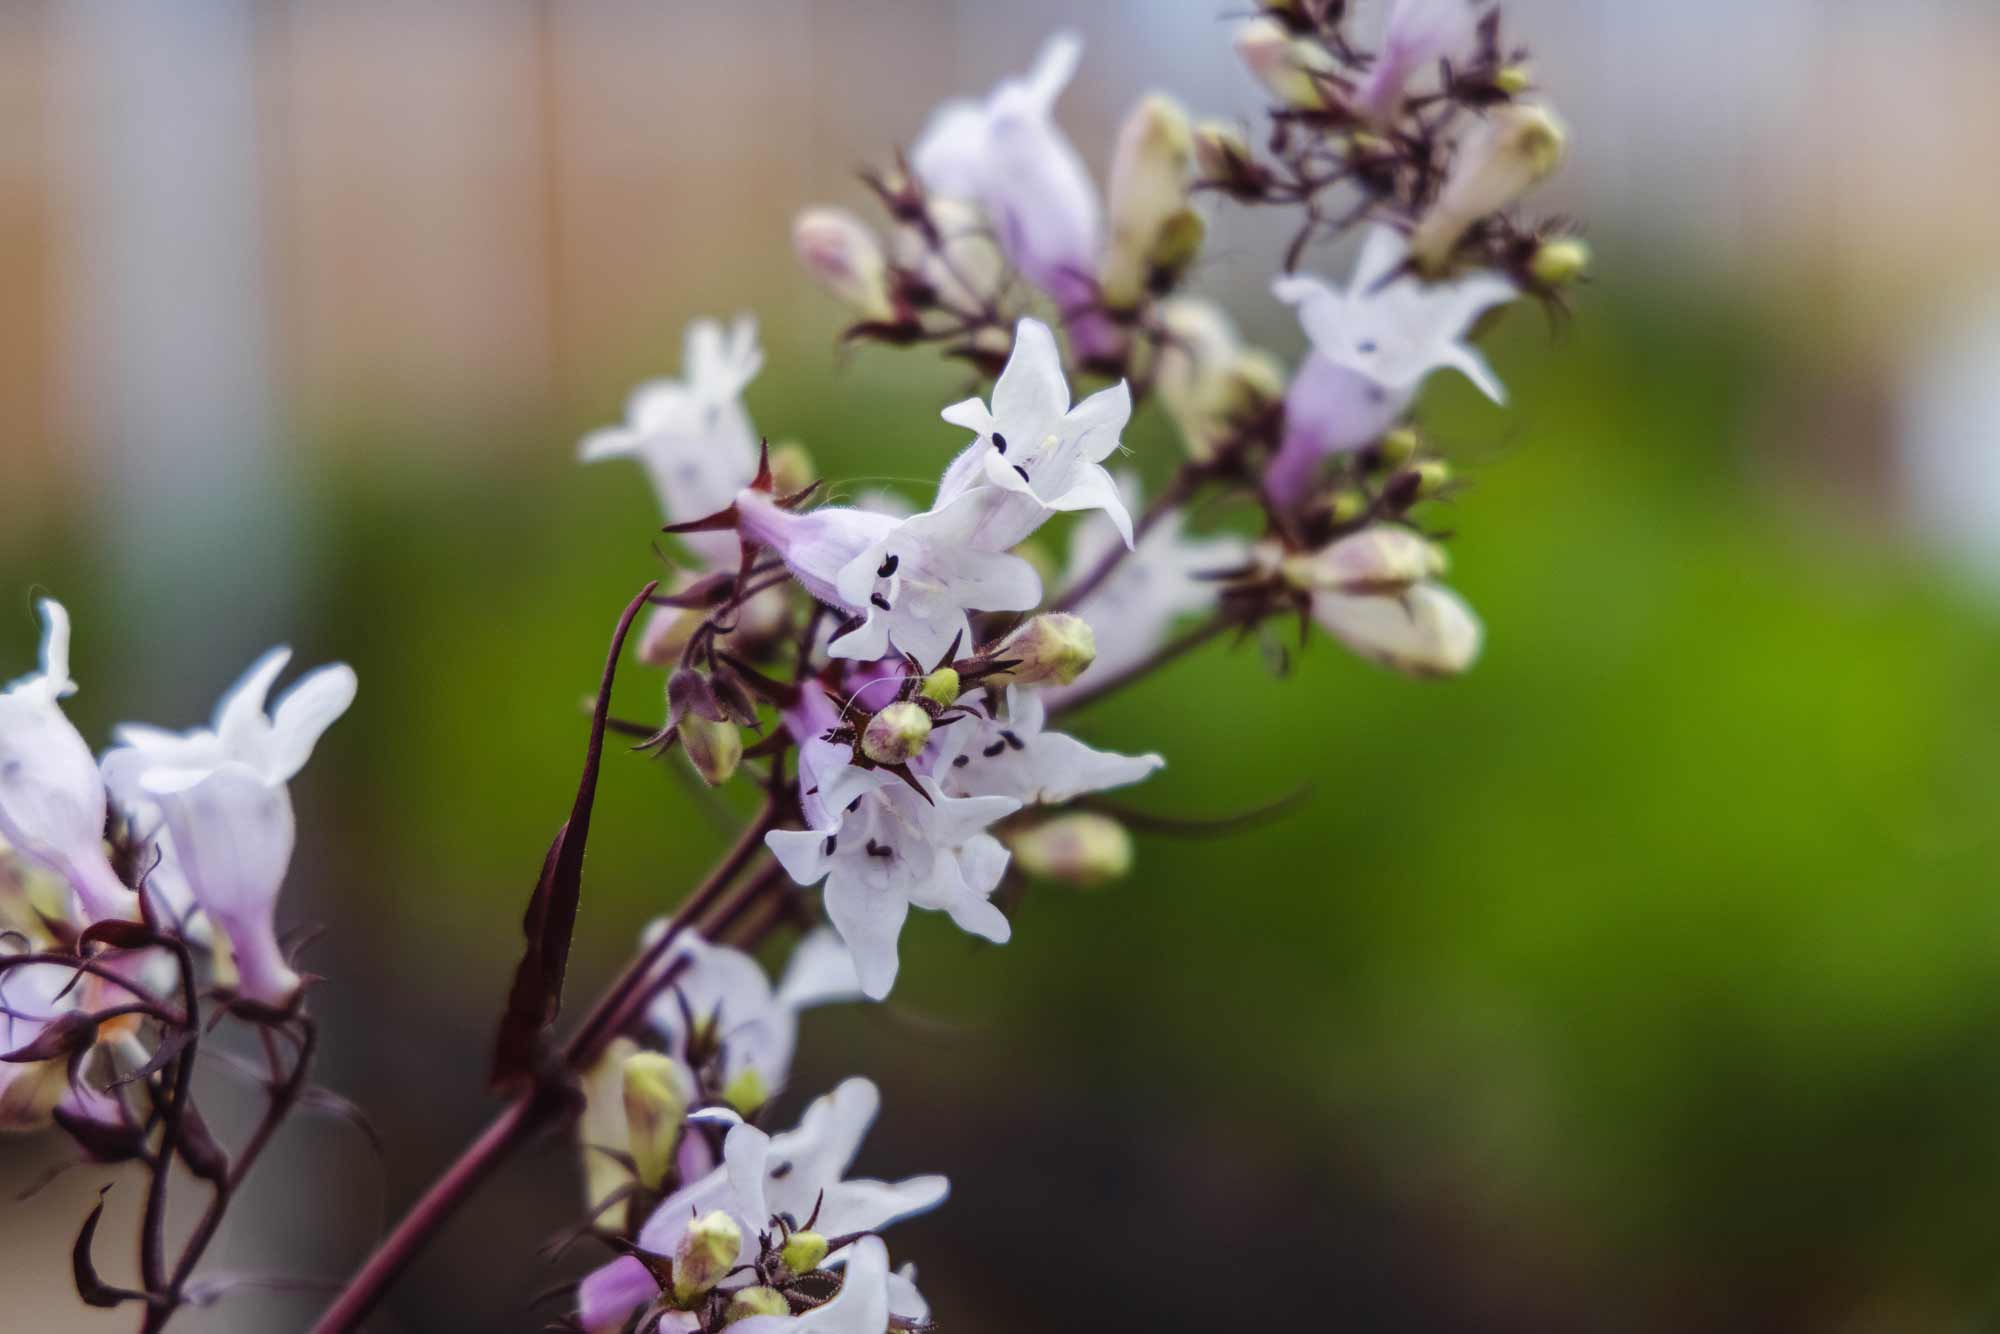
[0, 599, 137, 923]
[1355, 0, 1488, 126]
[104, 649, 355, 1008]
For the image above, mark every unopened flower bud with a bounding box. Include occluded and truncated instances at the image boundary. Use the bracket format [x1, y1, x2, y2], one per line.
[919, 668, 960, 709]
[1284, 527, 1447, 596]
[779, 1229, 830, 1276]
[1327, 489, 1369, 524]
[1008, 813, 1134, 888]
[722, 1066, 768, 1117]
[621, 1051, 688, 1191]
[1157, 299, 1283, 463]
[1376, 426, 1420, 471]
[1234, 17, 1338, 111]
[679, 716, 741, 787]
[895, 197, 1003, 314]
[1193, 120, 1256, 187]
[990, 614, 1096, 687]
[794, 208, 895, 323]
[1147, 207, 1206, 281]
[1413, 460, 1452, 497]
[1530, 237, 1591, 287]
[725, 1287, 791, 1324]
[861, 701, 932, 766]
[1101, 94, 1195, 310]
[578, 1037, 640, 1227]
[673, 1210, 743, 1304]
[1494, 64, 1533, 96]
[1411, 104, 1569, 273]
[1314, 584, 1482, 677]
[767, 441, 816, 496]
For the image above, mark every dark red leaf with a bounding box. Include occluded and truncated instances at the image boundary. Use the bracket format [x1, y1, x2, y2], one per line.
[73, 1187, 137, 1308]
[1, 1009, 97, 1063]
[79, 918, 154, 951]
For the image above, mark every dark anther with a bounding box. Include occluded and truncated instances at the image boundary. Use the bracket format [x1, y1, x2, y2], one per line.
[982, 740, 1007, 758]
[1357, 339, 1378, 354]
[1000, 729, 1025, 751]
[877, 554, 900, 578]
[847, 796, 863, 813]
[865, 839, 894, 859]
[1013, 464, 1031, 483]
[991, 432, 1008, 454]
[770, 1160, 793, 1180]
[871, 593, 892, 611]
[823, 834, 837, 855]
[951, 754, 970, 768]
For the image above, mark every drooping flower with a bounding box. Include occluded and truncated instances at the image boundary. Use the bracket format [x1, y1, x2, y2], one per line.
[580, 315, 764, 568]
[1356, 0, 1489, 126]
[1050, 474, 1248, 705]
[936, 318, 1137, 549]
[1313, 583, 1483, 677]
[737, 488, 1042, 669]
[910, 32, 1099, 309]
[936, 686, 1163, 806]
[643, 927, 862, 1114]
[765, 683, 1017, 1000]
[104, 649, 355, 1008]
[1267, 227, 1515, 508]
[0, 599, 137, 923]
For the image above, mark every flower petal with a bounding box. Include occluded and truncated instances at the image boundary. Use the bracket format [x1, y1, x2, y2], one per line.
[267, 664, 357, 784]
[823, 871, 910, 1000]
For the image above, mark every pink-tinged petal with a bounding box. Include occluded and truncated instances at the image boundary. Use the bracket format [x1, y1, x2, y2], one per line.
[576, 1257, 658, 1333]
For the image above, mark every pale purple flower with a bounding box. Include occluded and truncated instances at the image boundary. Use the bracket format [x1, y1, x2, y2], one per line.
[0, 600, 137, 923]
[1313, 583, 1483, 677]
[1267, 227, 1514, 508]
[911, 32, 1100, 308]
[580, 315, 764, 568]
[1356, 0, 1489, 126]
[1050, 475, 1247, 704]
[936, 686, 1163, 805]
[936, 318, 1137, 549]
[104, 649, 355, 1008]
[738, 488, 1042, 669]
[765, 683, 1018, 1000]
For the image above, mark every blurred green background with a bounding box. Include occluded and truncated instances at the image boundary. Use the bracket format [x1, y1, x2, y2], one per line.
[6, 3, 2000, 1331]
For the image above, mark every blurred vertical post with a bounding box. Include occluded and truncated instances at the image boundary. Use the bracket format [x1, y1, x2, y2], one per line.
[52, 0, 296, 695]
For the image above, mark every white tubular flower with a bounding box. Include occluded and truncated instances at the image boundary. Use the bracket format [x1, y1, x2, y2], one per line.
[728, 1236, 906, 1334]
[579, 315, 764, 568]
[765, 684, 1018, 1000]
[0, 599, 137, 924]
[937, 686, 1162, 806]
[638, 1079, 947, 1271]
[1313, 583, 1483, 677]
[736, 489, 1042, 669]
[1410, 103, 1569, 273]
[643, 927, 862, 1113]
[936, 318, 1137, 550]
[1356, 0, 1488, 126]
[910, 31, 1100, 308]
[1050, 474, 1248, 703]
[105, 649, 355, 1008]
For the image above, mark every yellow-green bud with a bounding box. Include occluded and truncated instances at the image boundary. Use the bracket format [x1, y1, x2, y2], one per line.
[1146, 207, 1207, 281]
[1414, 460, 1453, 498]
[578, 1037, 641, 1229]
[1493, 64, 1533, 96]
[768, 441, 816, 496]
[1376, 426, 1420, 471]
[1101, 93, 1195, 310]
[621, 1051, 688, 1190]
[1284, 527, 1447, 597]
[919, 667, 961, 709]
[725, 1287, 792, 1324]
[990, 614, 1096, 687]
[793, 208, 895, 323]
[1327, 489, 1369, 524]
[722, 1066, 769, 1117]
[1411, 104, 1569, 273]
[1530, 237, 1591, 287]
[1193, 119, 1254, 185]
[679, 715, 742, 787]
[673, 1210, 743, 1304]
[1007, 813, 1134, 888]
[779, 1230, 829, 1276]
[1233, 17, 1337, 111]
[860, 701, 932, 766]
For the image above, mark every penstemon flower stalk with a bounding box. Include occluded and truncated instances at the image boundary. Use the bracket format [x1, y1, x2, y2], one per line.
[3, 6, 1588, 1331]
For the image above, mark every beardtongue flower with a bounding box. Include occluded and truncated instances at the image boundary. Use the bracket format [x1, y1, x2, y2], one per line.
[936, 317, 1138, 549]
[1355, 0, 1489, 126]
[727, 1236, 913, 1334]
[0, 599, 137, 924]
[1267, 227, 1515, 509]
[765, 683, 1018, 1000]
[103, 649, 355, 1009]
[936, 686, 1163, 806]
[1313, 582, 1483, 677]
[910, 31, 1099, 313]
[579, 315, 764, 568]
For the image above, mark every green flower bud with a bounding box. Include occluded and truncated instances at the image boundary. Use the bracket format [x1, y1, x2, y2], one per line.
[673, 1210, 743, 1305]
[1193, 119, 1255, 187]
[1327, 489, 1369, 525]
[680, 715, 742, 787]
[1414, 460, 1453, 498]
[1493, 64, 1533, 95]
[919, 667, 961, 709]
[1234, 17, 1338, 111]
[860, 701, 932, 766]
[989, 614, 1096, 687]
[779, 1229, 830, 1276]
[621, 1050, 689, 1191]
[1376, 426, 1420, 471]
[721, 1066, 769, 1117]
[1530, 237, 1591, 287]
[1007, 813, 1134, 888]
[725, 1287, 792, 1324]
[1146, 207, 1207, 282]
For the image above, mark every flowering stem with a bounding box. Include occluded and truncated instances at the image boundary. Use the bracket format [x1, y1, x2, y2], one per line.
[1050, 465, 1200, 614]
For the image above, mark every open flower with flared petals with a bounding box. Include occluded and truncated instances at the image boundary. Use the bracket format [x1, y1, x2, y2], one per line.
[911, 32, 1099, 308]
[103, 649, 354, 1008]
[580, 315, 764, 568]
[0, 600, 136, 924]
[936, 686, 1163, 806]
